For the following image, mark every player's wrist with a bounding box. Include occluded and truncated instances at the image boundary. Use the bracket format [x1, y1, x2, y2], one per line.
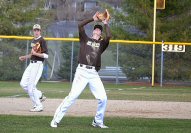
[26, 54, 31, 59]
[93, 17, 97, 21]
[24, 55, 27, 59]
[26, 55, 29, 59]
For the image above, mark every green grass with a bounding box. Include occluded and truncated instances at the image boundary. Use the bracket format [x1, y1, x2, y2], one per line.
[0, 82, 191, 133]
[0, 115, 191, 133]
[0, 81, 191, 102]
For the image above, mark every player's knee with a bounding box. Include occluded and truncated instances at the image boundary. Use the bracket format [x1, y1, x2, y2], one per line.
[27, 89, 34, 95]
[20, 81, 26, 88]
[20, 82, 29, 93]
[100, 95, 107, 103]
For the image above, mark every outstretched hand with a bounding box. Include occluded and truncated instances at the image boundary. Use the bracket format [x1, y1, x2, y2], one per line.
[19, 56, 26, 61]
[102, 9, 110, 24]
[102, 19, 108, 24]
[93, 11, 99, 21]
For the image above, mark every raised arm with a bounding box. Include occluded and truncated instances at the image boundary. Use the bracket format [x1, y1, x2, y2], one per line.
[19, 54, 31, 61]
[103, 9, 112, 40]
[78, 18, 93, 32]
[78, 12, 100, 32]
[101, 12, 112, 52]
[104, 23, 112, 40]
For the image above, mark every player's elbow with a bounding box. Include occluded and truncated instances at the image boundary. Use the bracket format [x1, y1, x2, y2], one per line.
[106, 35, 112, 40]
[106, 31, 112, 39]
[78, 23, 83, 31]
[43, 53, 48, 59]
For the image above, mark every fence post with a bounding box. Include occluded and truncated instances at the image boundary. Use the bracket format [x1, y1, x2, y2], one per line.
[25, 40, 29, 69]
[116, 43, 119, 84]
[160, 40, 164, 87]
[69, 34, 74, 83]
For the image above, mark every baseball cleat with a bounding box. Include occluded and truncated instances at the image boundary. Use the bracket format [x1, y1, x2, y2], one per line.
[40, 94, 46, 102]
[50, 120, 58, 128]
[92, 120, 109, 128]
[30, 105, 43, 112]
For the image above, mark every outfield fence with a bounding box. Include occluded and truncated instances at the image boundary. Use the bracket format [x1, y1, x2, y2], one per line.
[0, 35, 191, 86]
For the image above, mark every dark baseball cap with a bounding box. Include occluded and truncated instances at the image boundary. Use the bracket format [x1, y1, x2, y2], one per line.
[94, 24, 103, 32]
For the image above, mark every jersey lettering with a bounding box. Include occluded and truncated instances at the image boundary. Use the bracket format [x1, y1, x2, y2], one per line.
[87, 41, 100, 48]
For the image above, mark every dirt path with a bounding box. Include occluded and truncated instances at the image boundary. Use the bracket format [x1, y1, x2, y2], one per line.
[0, 98, 191, 119]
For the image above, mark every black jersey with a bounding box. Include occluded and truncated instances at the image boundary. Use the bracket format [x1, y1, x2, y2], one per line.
[30, 36, 48, 62]
[78, 18, 111, 71]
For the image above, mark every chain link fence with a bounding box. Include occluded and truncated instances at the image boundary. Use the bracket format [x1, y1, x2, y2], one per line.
[0, 38, 191, 86]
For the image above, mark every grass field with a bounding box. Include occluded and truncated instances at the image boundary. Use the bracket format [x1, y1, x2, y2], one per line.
[0, 81, 191, 102]
[1, 115, 191, 133]
[0, 81, 191, 133]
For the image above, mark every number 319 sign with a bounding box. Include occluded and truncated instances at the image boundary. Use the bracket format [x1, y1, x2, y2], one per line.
[162, 44, 185, 52]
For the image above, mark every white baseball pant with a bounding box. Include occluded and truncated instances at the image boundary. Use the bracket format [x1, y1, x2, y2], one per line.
[20, 61, 43, 107]
[53, 64, 107, 125]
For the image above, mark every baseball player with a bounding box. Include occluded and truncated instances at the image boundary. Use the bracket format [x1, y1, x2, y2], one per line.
[50, 10, 111, 128]
[19, 24, 48, 112]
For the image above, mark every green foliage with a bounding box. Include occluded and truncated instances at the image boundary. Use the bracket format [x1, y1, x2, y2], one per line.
[58, 42, 79, 80]
[0, 43, 24, 80]
[119, 45, 152, 81]
[0, 0, 53, 80]
[0, 0, 45, 35]
[109, 0, 191, 82]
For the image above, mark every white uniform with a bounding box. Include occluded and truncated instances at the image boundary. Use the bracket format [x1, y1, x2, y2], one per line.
[20, 61, 43, 107]
[51, 18, 111, 127]
[20, 35, 48, 110]
[52, 64, 107, 124]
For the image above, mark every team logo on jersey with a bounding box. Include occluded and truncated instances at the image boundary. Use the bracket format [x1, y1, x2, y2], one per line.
[87, 41, 100, 48]
[31, 42, 40, 48]
[31, 43, 35, 47]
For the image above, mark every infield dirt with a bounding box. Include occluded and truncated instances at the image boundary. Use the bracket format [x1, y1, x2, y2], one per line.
[0, 98, 191, 119]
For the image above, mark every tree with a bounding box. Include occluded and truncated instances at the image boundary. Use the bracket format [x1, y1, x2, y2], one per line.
[58, 42, 79, 80]
[0, 0, 47, 35]
[0, 0, 52, 80]
[109, 0, 191, 82]
[0, 43, 23, 80]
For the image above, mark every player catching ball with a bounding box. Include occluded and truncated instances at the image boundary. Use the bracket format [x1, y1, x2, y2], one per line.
[19, 24, 48, 112]
[50, 9, 111, 128]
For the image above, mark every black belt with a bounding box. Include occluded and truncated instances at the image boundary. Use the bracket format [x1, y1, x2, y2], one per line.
[30, 60, 42, 63]
[80, 64, 95, 69]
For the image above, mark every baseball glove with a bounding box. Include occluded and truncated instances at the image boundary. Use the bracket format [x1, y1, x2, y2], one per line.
[97, 9, 110, 21]
[33, 42, 41, 53]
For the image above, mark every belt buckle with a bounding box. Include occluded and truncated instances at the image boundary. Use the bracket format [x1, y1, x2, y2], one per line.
[80, 64, 93, 69]
[86, 66, 92, 69]
[31, 60, 37, 63]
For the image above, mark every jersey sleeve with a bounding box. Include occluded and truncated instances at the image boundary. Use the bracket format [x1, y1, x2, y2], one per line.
[40, 39, 48, 54]
[100, 24, 112, 53]
[78, 18, 94, 43]
[79, 29, 87, 43]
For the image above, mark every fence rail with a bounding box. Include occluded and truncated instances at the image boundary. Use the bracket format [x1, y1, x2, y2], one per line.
[1, 35, 191, 46]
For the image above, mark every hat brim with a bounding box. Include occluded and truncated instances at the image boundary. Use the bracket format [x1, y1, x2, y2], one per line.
[94, 25, 103, 32]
